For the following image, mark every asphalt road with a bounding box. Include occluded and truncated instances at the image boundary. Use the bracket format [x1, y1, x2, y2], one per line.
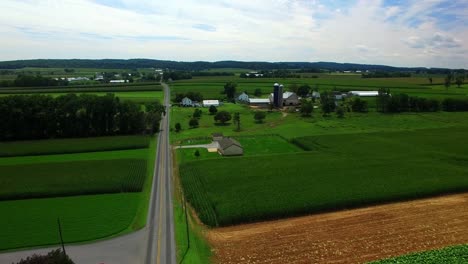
[0, 83, 176, 264]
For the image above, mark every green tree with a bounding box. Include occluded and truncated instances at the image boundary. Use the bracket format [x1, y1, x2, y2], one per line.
[320, 92, 336, 116]
[233, 112, 241, 131]
[189, 118, 199, 128]
[455, 75, 465, 88]
[444, 73, 452, 90]
[209, 105, 218, 115]
[297, 84, 311, 97]
[351, 98, 368, 112]
[254, 88, 262, 96]
[254, 111, 266, 123]
[15, 249, 74, 264]
[175, 122, 181, 132]
[336, 106, 345, 118]
[214, 111, 232, 124]
[194, 150, 200, 158]
[288, 83, 299, 94]
[300, 99, 313, 117]
[428, 77, 433, 84]
[223, 82, 237, 101]
[192, 108, 202, 119]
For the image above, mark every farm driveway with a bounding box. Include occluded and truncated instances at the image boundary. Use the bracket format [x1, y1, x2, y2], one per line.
[208, 193, 468, 264]
[175, 141, 219, 149]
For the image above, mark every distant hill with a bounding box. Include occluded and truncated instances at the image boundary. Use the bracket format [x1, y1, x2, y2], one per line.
[0, 59, 457, 72]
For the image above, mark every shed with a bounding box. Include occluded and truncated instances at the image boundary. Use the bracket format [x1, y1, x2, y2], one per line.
[237, 92, 249, 103]
[218, 138, 243, 156]
[349, 91, 379, 97]
[203, 100, 220, 107]
[181, 97, 193, 107]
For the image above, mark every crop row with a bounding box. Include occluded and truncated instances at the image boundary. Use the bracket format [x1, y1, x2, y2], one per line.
[371, 244, 468, 263]
[0, 159, 147, 200]
[179, 164, 219, 226]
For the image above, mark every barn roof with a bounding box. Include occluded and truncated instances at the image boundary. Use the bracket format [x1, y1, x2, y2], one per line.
[218, 138, 242, 150]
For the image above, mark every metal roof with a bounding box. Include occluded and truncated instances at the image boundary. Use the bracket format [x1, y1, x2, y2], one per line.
[249, 98, 270, 103]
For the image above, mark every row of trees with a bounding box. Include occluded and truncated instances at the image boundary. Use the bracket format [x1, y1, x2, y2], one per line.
[362, 71, 411, 78]
[174, 92, 203, 103]
[0, 74, 69, 87]
[0, 94, 164, 141]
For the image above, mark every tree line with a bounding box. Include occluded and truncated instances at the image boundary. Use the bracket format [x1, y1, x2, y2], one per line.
[0, 94, 164, 141]
[362, 71, 412, 78]
[0, 74, 69, 87]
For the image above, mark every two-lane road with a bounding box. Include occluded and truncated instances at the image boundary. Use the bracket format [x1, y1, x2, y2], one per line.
[145, 83, 176, 264]
[0, 83, 176, 264]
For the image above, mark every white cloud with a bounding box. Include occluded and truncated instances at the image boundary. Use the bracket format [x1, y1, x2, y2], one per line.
[0, 0, 466, 68]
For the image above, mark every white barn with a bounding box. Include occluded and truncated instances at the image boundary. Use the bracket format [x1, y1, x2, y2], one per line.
[202, 100, 220, 107]
[249, 98, 270, 106]
[349, 91, 379, 97]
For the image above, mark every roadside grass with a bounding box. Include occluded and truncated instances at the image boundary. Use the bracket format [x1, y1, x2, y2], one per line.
[179, 127, 468, 226]
[369, 244, 468, 264]
[0, 159, 147, 200]
[0, 193, 140, 251]
[0, 84, 163, 94]
[0, 135, 150, 157]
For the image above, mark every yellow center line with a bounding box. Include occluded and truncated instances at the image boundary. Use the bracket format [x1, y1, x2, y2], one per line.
[156, 127, 166, 264]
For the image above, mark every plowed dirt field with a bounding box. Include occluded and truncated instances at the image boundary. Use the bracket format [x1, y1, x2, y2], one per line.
[207, 193, 468, 263]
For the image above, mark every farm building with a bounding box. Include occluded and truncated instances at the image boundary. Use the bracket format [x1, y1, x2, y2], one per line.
[349, 91, 379, 97]
[249, 98, 270, 106]
[311, 91, 321, 99]
[269, 91, 299, 106]
[217, 138, 243, 156]
[109, 80, 128, 83]
[203, 100, 220, 107]
[237, 92, 250, 103]
[181, 97, 193, 107]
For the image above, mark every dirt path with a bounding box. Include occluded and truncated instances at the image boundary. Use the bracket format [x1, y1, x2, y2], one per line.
[207, 193, 468, 264]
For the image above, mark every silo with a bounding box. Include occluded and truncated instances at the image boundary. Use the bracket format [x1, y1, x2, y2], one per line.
[273, 83, 283, 107]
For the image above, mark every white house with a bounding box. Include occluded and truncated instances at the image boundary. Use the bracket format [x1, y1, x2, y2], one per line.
[181, 97, 193, 107]
[349, 91, 379, 97]
[202, 100, 220, 107]
[237, 92, 249, 103]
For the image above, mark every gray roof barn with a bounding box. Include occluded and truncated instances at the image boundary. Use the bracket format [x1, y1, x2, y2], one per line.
[217, 138, 243, 156]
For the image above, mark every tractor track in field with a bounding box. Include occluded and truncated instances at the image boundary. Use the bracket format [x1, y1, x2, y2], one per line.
[208, 193, 468, 264]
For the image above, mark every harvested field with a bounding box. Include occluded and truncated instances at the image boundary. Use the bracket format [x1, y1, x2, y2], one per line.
[208, 193, 468, 264]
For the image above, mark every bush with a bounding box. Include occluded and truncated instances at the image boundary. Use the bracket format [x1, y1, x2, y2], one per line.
[189, 118, 199, 128]
[15, 249, 74, 264]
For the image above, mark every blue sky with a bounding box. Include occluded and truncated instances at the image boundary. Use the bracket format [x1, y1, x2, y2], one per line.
[0, 0, 467, 68]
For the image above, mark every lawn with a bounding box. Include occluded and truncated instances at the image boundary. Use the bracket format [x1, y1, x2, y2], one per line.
[179, 127, 468, 226]
[0, 193, 140, 251]
[0, 135, 150, 157]
[370, 244, 468, 264]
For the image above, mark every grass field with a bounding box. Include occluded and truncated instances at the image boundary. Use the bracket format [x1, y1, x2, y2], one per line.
[0, 135, 150, 157]
[179, 127, 468, 226]
[0, 193, 140, 251]
[370, 244, 468, 264]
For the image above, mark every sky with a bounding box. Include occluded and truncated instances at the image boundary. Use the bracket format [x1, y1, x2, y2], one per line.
[0, 0, 467, 68]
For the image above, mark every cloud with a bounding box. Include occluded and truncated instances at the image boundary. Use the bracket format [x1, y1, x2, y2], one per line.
[0, 0, 466, 68]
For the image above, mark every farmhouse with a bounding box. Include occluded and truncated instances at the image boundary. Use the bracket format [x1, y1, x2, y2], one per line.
[349, 91, 379, 97]
[217, 137, 243, 156]
[249, 98, 270, 107]
[203, 100, 220, 107]
[181, 97, 193, 107]
[237, 92, 250, 103]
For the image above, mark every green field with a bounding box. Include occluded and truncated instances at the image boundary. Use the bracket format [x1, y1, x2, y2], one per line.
[370, 244, 468, 263]
[179, 127, 468, 226]
[0, 136, 157, 251]
[0, 135, 150, 157]
[0, 159, 146, 200]
[0, 193, 140, 251]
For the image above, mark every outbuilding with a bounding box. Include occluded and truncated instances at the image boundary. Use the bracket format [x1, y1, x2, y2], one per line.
[217, 138, 243, 156]
[202, 100, 220, 107]
[349, 91, 379, 97]
[249, 98, 270, 106]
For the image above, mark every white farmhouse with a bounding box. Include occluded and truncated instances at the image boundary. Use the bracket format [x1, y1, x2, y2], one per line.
[181, 97, 193, 107]
[237, 92, 250, 103]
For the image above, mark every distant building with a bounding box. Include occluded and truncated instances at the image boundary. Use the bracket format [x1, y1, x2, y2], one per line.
[110, 80, 127, 83]
[66, 77, 89, 82]
[217, 137, 243, 156]
[181, 97, 193, 107]
[348, 91, 379, 97]
[311, 91, 321, 99]
[202, 100, 220, 107]
[237, 92, 250, 103]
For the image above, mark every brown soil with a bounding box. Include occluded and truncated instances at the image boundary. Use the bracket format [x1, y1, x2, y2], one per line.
[207, 193, 468, 264]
